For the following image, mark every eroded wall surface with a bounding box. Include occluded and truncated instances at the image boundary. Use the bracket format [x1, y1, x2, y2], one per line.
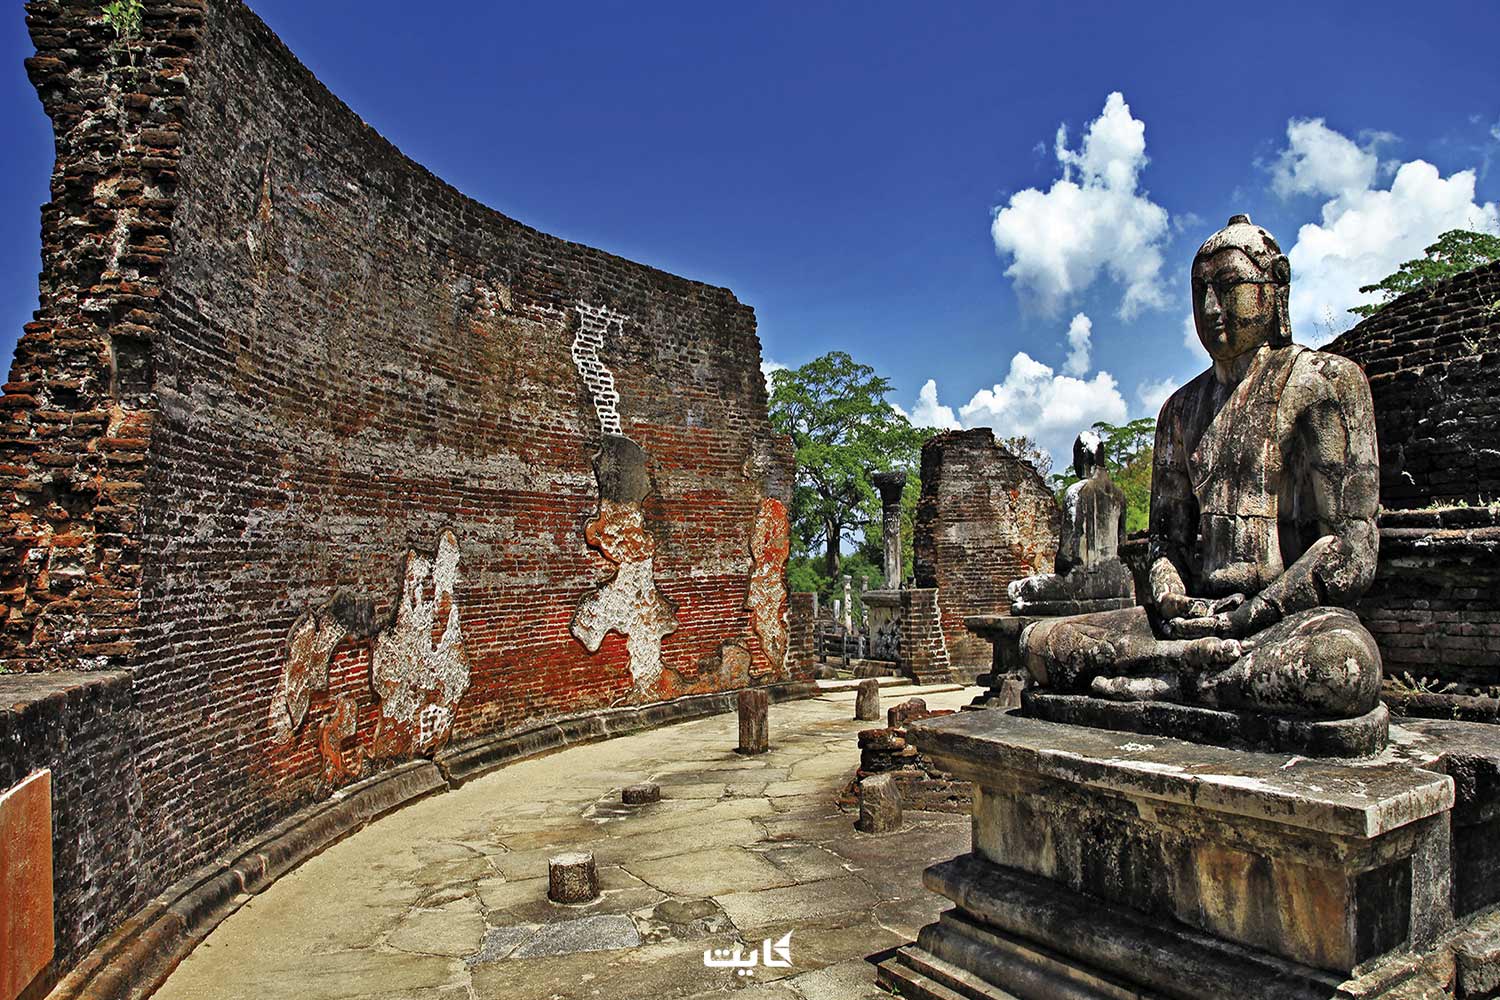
[0, 0, 795, 971]
[913, 429, 1059, 668]
[1327, 260, 1500, 510]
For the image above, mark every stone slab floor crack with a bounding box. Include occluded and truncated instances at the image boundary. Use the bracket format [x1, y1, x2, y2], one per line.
[154, 683, 975, 1000]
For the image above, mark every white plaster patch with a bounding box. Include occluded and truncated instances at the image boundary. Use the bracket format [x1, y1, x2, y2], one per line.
[370, 529, 472, 753]
[572, 303, 628, 434]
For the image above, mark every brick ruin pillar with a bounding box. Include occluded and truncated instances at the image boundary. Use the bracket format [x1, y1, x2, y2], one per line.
[912, 429, 1059, 681]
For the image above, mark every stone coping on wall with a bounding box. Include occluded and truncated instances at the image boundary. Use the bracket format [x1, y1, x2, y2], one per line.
[38, 679, 817, 1000]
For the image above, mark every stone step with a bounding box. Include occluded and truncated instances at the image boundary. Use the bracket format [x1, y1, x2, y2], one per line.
[885, 944, 1026, 1000]
[877, 950, 992, 1000]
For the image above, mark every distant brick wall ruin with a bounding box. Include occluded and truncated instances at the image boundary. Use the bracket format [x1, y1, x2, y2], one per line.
[1327, 260, 1500, 509]
[913, 429, 1059, 669]
[1327, 262, 1500, 719]
[0, 0, 796, 977]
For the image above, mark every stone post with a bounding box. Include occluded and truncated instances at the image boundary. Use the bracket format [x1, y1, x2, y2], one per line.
[548, 851, 599, 903]
[856, 773, 903, 833]
[871, 470, 907, 588]
[855, 678, 881, 721]
[841, 576, 853, 631]
[736, 688, 769, 755]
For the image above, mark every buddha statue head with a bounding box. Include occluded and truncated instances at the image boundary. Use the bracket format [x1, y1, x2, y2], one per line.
[1072, 430, 1107, 480]
[1191, 214, 1292, 365]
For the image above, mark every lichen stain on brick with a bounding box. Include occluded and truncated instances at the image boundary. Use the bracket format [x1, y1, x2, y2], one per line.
[747, 496, 790, 674]
[571, 498, 679, 693]
[369, 529, 472, 758]
[267, 611, 346, 746]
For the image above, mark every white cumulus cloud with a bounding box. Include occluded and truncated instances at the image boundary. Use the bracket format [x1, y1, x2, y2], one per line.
[990, 92, 1170, 319]
[760, 358, 788, 390]
[1137, 377, 1180, 416]
[908, 355, 1127, 473]
[1063, 312, 1093, 376]
[1270, 119, 1500, 344]
[1271, 119, 1379, 199]
[910, 378, 961, 430]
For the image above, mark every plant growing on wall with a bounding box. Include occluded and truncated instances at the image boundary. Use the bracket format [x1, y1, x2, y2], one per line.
[101, 0, 144, 38]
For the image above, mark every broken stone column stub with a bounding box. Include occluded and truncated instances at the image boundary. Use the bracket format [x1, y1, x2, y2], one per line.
[855, 678, 881, 721]
[856, 772, 902, 834]
[622, 782, 660, 804]
[547, 851, 599, 904]
[736, 688, 769, 755]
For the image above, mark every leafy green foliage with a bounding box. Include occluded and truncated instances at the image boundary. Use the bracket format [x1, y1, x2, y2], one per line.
[769, 352, 928, 580]
[1051, 418, 1155, 534]
[1349, 229, 1500, 318]
[101, 0, 144, 39]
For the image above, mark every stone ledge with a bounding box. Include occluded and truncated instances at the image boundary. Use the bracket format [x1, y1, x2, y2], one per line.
[42, 681, 819, 1000]
[907, 710, 1453, 838]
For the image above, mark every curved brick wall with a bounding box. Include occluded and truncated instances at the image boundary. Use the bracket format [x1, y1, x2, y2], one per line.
[913, 428, 1059, 669]
[1, 0, 794, 978]
[1327, 260, 1500, 509]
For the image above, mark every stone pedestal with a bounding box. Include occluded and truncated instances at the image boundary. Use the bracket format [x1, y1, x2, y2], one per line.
[962, 615, 1037, 709]
[736, 689, 769, 755]
[877, 709, 1500, 999]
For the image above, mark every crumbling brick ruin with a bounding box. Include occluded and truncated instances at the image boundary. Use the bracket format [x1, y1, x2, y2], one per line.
[1328, 261, 1500, 718]
[912, 428, 1059, 676]
[0, 0, 798, 986]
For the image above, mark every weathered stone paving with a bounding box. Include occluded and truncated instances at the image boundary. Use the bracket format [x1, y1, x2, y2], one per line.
[154, 683, 975, 1000]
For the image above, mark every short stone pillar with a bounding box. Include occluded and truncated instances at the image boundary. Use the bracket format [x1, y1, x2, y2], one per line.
[842, 576, 853, 630]
[548, 851, 599, 904]
[855, 678, 881, 721]
[622, 782, 660, 804]
[871, 470, 907, 587]
[736, 688, 769, 755]
[856, 773, 903, 833]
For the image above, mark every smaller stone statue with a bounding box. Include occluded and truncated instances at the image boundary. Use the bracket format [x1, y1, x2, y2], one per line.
[1007, 431, 1135, 615]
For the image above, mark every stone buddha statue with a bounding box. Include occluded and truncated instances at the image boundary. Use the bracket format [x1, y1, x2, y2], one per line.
[1020, 215, 1383, 727]
[1007, 431, 1134, 615]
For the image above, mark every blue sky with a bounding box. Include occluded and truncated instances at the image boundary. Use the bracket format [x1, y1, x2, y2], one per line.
[3, 2, 1498, 467]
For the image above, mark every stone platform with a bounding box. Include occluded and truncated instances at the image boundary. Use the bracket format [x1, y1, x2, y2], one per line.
[877, 709, 1500, 999]
[1023, 688, 1391, 758]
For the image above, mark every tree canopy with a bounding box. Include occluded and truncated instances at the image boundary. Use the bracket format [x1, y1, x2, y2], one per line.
[768, 352, 927, 582]
[1349, 229, 1500, 318]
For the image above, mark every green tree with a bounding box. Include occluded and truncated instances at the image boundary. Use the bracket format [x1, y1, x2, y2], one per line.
[1349, 229, 1500, 318]
[1051, 418, 1156, 534]
[769, 352, 927, 580]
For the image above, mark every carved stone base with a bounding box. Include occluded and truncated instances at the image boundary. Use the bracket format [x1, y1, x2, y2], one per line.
[874, 710, 1500, 1000]
[1022, 688, 1390, 758]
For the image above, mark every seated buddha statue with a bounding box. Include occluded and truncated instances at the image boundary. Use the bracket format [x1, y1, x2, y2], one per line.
[1020, 215, 1382, 720]
[1008, 431, 1135, 615]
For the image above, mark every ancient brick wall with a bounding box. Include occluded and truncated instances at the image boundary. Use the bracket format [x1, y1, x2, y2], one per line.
[0, 672, 142, 983]
[1364, 507, 1500, 719]
[1326, 261, 1500, 510]
[912, 429, 1059, 668]
[0, 0, 796, 962]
